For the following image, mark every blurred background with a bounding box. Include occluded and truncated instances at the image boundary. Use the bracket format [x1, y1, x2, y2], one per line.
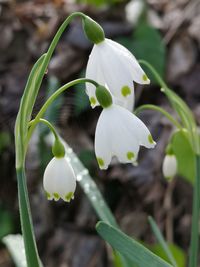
[0, 0, 200, 266]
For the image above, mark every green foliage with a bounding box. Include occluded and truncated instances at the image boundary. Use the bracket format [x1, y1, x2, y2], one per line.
[148, 216, 178, 267]
[0, 132, 11, 152]
[150, 244, 186, 267]
[76, 0, 122, 7]
[118, 22, 166, 84]
[0, 207, 14, 240]
[171, 130, 195, 183]
[74, 72, 90, 116]
[78, 149, 95, 170]
[96, 221, 173, 267]
[38, 76, 63, 171]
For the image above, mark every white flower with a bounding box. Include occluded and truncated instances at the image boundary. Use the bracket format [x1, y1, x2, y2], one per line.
[162, 154, 177, 180]
[95, 104, 156, 169]
[86, 38, 150, 110]
[43, 157, 76, 202]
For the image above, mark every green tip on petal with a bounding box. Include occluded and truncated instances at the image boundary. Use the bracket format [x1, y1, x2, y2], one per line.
[90, 97, 96, 106]
[127, 151, 135, 160]
[45, 191, 52, 200]
[97, 157, 104, 167]
[148, 134, 154, 144]
[65, 192, 74, 202]
[53, 192, 60, 200]
[121, 86, 131, 97]
[142, 74, 149, 82]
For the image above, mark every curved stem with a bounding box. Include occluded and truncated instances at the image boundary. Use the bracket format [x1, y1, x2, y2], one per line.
[26, 78, 98, 145]
[135, 104, 182, 130]
[29, 118, 59, 140]
[139, 60, 169, 89]
[34, 12, 87, 93]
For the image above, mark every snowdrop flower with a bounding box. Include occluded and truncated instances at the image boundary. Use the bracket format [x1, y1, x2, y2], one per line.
[86, 38, 150, 110]
[43, 157, 76, 202]
[162, 154, 177, 181]
[94, 86, 156, 169]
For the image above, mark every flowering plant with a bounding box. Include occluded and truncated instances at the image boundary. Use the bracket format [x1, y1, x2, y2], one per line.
[13, 12, 199, 267]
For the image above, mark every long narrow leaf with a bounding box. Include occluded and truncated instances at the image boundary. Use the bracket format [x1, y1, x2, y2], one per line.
[96, 221, 173, 267]
[148, 216, 177, 267]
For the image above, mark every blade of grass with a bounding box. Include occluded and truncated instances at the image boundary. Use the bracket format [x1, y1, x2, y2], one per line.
[96, 221, 174, 267]
[148, 216, 177, 267]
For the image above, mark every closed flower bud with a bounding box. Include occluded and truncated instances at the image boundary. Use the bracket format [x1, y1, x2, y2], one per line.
[162, 154, 177, 181]
[43, 157, 76, 202]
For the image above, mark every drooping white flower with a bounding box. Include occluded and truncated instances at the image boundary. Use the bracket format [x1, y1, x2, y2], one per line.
[162, 154, 177, 180]
[86, 38, 150, 110]
[95, 104, 156, 169]
[43, 157, 76, 202]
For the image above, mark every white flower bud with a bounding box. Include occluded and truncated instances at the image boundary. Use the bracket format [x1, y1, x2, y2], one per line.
[162, 154, 177, 180]
[43, 157, 76, 202]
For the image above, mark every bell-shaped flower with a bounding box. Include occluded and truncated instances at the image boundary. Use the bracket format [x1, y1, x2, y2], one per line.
[162, 154, 177, 180]
[86, 38, 150, 110]
[43, 157, 76, 202]
[95, 104, 156, 169]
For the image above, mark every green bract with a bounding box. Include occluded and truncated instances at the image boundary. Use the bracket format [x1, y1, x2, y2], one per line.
[82, 16, 105, 44]
[52, 138, 65, 158]
[95, 85, 113, 108]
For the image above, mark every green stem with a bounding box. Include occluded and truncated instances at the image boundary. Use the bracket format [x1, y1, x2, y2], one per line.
[139, 60, 168, 89]
[16, 168, 41, 267]
[29, 118, 59, 140]
[189, 155, 200, 267]
[34, 12, 86, 99]
[135, 104, 182, 130]
[26, 78, 98, 146]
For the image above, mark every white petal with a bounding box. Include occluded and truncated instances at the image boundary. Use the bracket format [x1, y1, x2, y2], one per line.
[85, 46, 99, 108]
[43, 157, 76, 202]
[95, 110, 112, 169]
[111, 105, 156, 148]
[105, 38, 150, 85]
[94, 104, 156, 169]
[105, 105, 140, 163]
[113, 89, 134, 112]
[97, 41, 135, 102]
[162, 155, 177, 180]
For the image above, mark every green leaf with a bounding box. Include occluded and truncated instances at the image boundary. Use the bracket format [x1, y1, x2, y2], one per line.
[171, 130, 195, 183]
[0, 132, 11, 153]
[0, 207, 14, 240]
[3, 234, 27, 267]
[43, 76, 63, 127]
[118, 23, 166, 83]
[148, 216, 178, 267]
[96, 221, 173, 267]
[150, 244, 186, 267]
[74, 72, 90, 116]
